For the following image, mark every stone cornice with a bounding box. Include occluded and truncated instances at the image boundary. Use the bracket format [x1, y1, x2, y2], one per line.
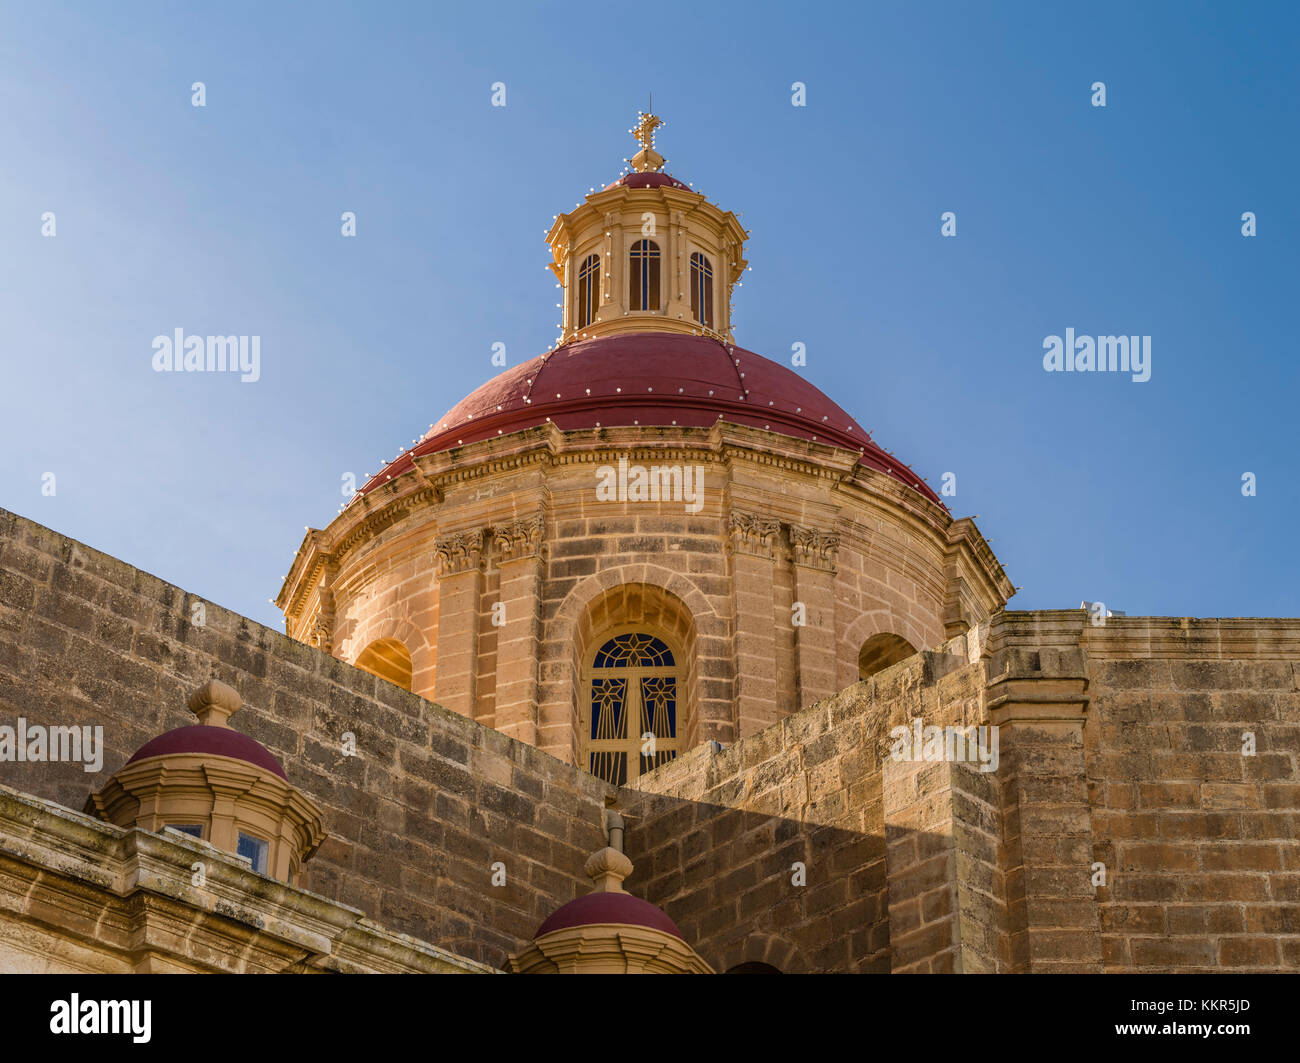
[0, 784, 491, 974]
[986, 609, 1300, 661]
[277, 419, 993, 625]
[278, 487, 437, 622]
[982, 611, 1091, 724]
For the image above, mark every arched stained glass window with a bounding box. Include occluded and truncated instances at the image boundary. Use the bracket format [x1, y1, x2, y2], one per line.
[584, 632, 679, 785]
[629, 240, 660, 312]
[577, 253, 601, 328]
[689, 252, 714, 328]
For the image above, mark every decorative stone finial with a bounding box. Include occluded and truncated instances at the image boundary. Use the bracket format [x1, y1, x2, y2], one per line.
[582, 807, 632, 891]
[629, 110, 665, 173]
[187, 679, 241, 728]
[583, 846, 633, 893]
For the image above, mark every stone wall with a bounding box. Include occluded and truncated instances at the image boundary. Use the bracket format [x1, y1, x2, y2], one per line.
[624, 612, 1300, 973]
[0, 507, 611, 970]
[1072, 617, 1300, 971]
[3, 506, 1296, 973]
[622, 640, 989, 972]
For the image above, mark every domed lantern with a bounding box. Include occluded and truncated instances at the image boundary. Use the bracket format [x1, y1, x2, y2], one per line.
[545, 111, 749, 344]
[86, 680, 325, 884]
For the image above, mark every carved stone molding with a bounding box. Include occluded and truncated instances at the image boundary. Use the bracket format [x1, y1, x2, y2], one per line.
[789, 524, 840, 571]
[310, 616, 333, 655]
[494, 515, 546, 563]
[312, 568, 338, 654]
[434, 529, 484, 576]
[727, 510, 780, 560]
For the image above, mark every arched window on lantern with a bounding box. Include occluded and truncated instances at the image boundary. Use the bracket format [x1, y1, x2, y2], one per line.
[629, 240, 660, 311]
[577, 253, 601, 328]
[582, 631, 680, 785]
[689, 252, 714, 328]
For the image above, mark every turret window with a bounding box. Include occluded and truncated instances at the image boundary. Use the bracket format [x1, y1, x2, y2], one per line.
[577, 254, 601, 328]
[629, 240, 660, 311]
[690, 252, 714, 328]
[583, 631, 680, 785]
[237, 831, 269, 874]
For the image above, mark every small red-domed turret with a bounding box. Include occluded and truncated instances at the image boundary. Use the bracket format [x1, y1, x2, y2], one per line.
[510, 810, 712, 974]
[126, 679, 287, 779]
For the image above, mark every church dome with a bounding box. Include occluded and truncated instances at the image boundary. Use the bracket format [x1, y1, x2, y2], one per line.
[602, 171, 691, 191]
[127, 725, 287, 780]
[277, 111, 1014, 771]
[124, 679, 287, 780]
[534, 890, 683, 940]
[359, 332, 941, 504]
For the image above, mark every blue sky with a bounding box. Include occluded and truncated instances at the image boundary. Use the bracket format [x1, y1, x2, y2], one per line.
[1, 0, 1296, 630]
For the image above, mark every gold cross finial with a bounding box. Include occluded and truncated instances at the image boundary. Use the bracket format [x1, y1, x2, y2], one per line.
[629, 110, 665, 173]
[633, 111, 662, 153]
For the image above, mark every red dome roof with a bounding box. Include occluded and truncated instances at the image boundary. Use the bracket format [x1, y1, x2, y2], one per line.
[603, 172, 691, 192]
[535, 891, 683, 939]
[359, 333, 940, 504]
[126, 725, 287, 780]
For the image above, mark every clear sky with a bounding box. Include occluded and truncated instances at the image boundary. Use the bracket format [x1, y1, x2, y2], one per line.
[1, 0, 1296, 631]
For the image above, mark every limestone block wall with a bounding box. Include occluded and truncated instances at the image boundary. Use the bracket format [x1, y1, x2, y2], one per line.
[2, 507, 1296, 972]
[0, 507, 611, 970]
[621, 641, 989, 973]
[1064, 616, 1300, 971]
[624, 611, 1300, 973]
[281, 424, 1011, 771]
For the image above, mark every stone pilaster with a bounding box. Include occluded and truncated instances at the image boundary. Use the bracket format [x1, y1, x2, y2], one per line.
[986, 638, 1102, 972]
[492, 516, 546, 745]
[789, 525, 839, 709]
[310, 558, 338, 656]
[433, 528, 485, 719]
[728, 510, 781, 738]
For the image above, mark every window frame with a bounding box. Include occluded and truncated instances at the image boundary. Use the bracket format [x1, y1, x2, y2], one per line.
[236, 830, 270, 875]
[689, 251, 714, 328]
[580, 626, 683, 785]
[628, 239, 661, 312]
[577, 252, 601, 328]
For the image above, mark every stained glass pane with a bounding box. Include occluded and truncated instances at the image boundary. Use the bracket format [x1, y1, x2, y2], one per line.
[578, 254, 600, 328]
[630, 240, 659, 311]
[590, 677, 627, 740]
[591, 751, 627, 786]
[640, 675, 677, 739]
[592, 632, 674, 668]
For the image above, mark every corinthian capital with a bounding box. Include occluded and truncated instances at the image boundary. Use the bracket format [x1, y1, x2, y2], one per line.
[494, 515, 546, 563]
[789, 524, 840, 571]
[728, 510, 781, 560]
[434, 528, 484, 575]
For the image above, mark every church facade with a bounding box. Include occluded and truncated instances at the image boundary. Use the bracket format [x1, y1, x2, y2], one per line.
[0, 116, 1296, 974]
